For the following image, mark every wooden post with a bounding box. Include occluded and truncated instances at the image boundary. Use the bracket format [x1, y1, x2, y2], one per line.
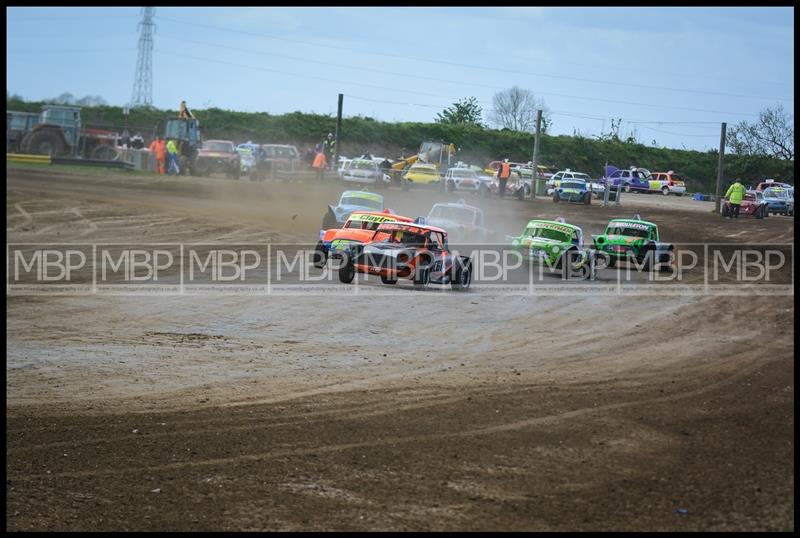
[334, 93, 343, 171]
[714, 122, 727, 213]
[530, 109, 542, 199]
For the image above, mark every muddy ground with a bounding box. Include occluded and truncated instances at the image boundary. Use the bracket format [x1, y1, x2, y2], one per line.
[5, 167, 795, 531]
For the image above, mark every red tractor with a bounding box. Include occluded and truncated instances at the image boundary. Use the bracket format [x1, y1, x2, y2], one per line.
[13, 105, 120, 160]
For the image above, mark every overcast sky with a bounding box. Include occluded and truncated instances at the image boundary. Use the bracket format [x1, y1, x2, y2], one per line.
[6, 6, 795, 151]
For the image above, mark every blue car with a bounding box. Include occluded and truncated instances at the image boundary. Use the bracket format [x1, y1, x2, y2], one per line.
[552, 179, 592, 205]
[601, 165, 653, 193]
[762, 187, 794, 216]
[322, 190, 387, 229]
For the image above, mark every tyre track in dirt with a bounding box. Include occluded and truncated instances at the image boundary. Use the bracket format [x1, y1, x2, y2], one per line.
[7, 343, 780, 482]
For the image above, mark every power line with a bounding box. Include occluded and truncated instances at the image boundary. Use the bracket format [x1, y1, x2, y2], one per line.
[8, 48, 136, 54]
[636, 124, 721, 138]
[153, 46, 761, 118]
[153, 49, 479, 102]
[155, 14, 793, 103]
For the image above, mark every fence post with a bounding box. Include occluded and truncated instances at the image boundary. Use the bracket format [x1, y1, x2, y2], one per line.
[530, 109, 542, 200]
[714, 122, 727, 214]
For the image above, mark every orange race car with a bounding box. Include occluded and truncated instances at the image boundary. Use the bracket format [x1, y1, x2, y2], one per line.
[337, 221, 473, 291]
[314, 210, 416, 267]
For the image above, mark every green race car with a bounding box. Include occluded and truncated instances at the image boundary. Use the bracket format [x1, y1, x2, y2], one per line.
[593, 215, 673, 271]
[507, 217, 592, 278]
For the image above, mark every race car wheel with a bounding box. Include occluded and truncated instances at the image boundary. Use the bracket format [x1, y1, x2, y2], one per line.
[639, 245, 654, 271]
[413, 266, 431, 290]
[451, 259, 472, 291]
[380, 275, 398, 285]
[658, 248, 675, 272]
[338, 261, 355, 284]
[662, 186, 670, 196]
[516, 187, 525, 201]
[559, 250, 577, 279]
[721, 205, 730, 218]
[553, 192, 560, 203]
[755, 205, 764, 219]
[623, 183, 631, 193]
[606, 255, 617, 268]
[313, 241, 328, 268]
[322, 210, 338, 230]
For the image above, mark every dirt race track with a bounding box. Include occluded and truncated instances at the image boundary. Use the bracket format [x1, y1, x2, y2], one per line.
[6, 167, 795, 531]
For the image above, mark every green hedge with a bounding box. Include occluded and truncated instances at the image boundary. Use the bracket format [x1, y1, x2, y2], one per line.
[7, 98, 793, 192]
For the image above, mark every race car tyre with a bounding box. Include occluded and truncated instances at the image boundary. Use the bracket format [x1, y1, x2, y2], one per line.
[451, 259, 472, 291]
[558, 249, 579, 279]
[516, 187, 525, 201]
[322, 210, 338, 230]
[339, 261, 355, 284]
[607, 255, 617, 268]
[639, 245, 654, 271]
[623, 183, 631, 193]
[662, 187, 670, 196]
[721, 205, 730, 218]
[413, 266, 431, 290]
[553, 192, 560, 203]
[380, 275, 398, 285]
[755, 205, 764, 219]
[658, 248, 674, 272]
[313, 241, 328, 269]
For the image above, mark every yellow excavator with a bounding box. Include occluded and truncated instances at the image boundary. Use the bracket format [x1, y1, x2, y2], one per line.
[389, 141, 457, 188]
[392, 141, 457, 171]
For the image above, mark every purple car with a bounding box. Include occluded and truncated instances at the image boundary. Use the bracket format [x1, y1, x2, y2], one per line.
[600, 165, 653, 194]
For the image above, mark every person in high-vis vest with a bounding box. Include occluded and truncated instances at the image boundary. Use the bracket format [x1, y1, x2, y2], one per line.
[312, 150, 327, 183]
[724, 178, 746, 219]
[166, 139, 180, 176]
[496, 158, 512, 197]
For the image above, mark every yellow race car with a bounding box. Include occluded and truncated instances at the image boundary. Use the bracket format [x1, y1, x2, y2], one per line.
[402, 163, 442, 188]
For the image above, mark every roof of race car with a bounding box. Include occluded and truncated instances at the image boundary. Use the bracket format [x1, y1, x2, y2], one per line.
[607, 218, 658, 229]
[340, 190, 384, 203]
[376, 221, 448, 235]
[430, 201, 482, 212]
[347, 211, 413, 222]
[524, 219, 580, 232]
